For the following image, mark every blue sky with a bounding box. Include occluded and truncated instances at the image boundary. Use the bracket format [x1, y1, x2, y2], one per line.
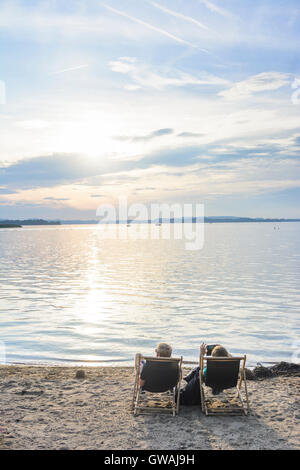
[0, 0, 300, 219]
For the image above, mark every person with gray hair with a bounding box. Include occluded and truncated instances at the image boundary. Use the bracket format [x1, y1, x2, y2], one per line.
[135, 342, 173, 388]
[155, 342, 172, 358]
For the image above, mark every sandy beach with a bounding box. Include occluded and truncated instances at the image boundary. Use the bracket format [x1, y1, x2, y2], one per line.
[0, 365, 299, 450]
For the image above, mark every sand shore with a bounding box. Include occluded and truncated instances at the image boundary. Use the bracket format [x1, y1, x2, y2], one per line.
[0, 365, 299, 450]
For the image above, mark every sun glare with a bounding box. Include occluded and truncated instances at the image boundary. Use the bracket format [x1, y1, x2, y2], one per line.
[52, 113, 132, 157]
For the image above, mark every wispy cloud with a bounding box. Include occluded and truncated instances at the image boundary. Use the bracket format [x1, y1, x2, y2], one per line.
[178, 132, 205, 138]
[219, 72, 291, 100]
[51, 65, 89, 75]
[15, 120, 51, 130]
[115, 128, 174, 142]
[0, 188, 18, 195]
[109, 56, 228, 90]
[2, 139, 300, 212]
[44, 197, 69, 201]
[100, 2, 207, 52]
[149, 1, 210, 31]
[200, 0, 234, 19]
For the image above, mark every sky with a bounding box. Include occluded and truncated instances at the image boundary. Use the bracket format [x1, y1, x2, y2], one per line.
[0, 0, 300, 219]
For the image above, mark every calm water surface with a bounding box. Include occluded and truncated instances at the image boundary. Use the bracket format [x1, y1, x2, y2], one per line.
[0, 223, 299, 366]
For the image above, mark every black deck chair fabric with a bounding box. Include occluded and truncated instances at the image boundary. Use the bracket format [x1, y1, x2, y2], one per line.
[199, 355, 250, 415]
[132, 355, 183, 415]
[205, 359, 240, 391]
[140, 360, 180, 393]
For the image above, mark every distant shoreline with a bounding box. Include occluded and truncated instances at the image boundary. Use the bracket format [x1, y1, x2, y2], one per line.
[60, 217, 300, 224]
[1, 217, 300, 227]
[0, 219, 60, 227]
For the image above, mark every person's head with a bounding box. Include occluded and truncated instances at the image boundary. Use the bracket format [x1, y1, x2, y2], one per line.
[211, 345, 230, 357]
[155, 343, 172, 358]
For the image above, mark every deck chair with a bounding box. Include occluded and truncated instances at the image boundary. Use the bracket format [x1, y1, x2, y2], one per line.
[132, 355, 183, 416]
[199, 354, 250, 416]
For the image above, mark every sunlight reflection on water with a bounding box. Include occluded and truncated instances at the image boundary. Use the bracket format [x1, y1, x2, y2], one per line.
[0, 223, 299, 366]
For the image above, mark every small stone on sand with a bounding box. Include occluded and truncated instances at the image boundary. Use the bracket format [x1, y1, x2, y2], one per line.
[75, 370, 86, 379]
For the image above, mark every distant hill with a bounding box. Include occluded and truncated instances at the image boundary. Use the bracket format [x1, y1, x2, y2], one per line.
[203, 217, 300, 223]
[0, 219, 61, 226]
[60, 220, 99, 224]
[0, 223, 22, 228]
[2, 217, 300, 226]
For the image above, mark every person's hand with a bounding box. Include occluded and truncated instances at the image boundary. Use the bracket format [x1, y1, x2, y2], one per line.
[200, 343, 207, 356]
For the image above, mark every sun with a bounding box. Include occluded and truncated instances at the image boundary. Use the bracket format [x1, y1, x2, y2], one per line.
[50, 110, 135, 158]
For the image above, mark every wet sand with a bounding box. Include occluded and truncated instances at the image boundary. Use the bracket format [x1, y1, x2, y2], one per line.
[0, 365, 299, 450]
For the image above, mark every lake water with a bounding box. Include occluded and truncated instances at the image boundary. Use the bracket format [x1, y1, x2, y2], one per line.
[0, 223, 299, 367]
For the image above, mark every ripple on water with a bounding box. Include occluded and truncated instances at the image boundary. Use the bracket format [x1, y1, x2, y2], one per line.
[0, 223, 299, 366]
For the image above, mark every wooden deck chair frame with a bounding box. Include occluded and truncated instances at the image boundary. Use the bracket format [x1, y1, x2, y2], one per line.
[199, 354, 250, 416]
[132, 355, 183, 416]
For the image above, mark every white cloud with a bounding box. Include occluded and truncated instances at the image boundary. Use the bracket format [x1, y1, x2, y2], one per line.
[119, 57, 137, 63]
[124, 84, 142, 91]
[100, 2, 205, 51]
[200, 0, 234, 19]
[0, 1, 182, 45]
[219, 72, 291, 100]
[109, 61, 135, 74]
[149, 1, 210, 31]
[15, 120, 51, 130]
[109, 57, 229, 90]
[50, 65, 89, 75]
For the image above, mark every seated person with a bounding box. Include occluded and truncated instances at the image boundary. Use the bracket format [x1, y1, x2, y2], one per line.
[203, 344, 231, 383]
[135, 343, 173, 390]
[180, 343, 231, 405]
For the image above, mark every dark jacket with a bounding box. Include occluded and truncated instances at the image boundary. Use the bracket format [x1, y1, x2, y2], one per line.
[180, 366, 201, 406]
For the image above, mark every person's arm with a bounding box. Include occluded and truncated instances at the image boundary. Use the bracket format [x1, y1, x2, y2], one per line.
[139, 361, 148, 388]
[200, 343, 207, 357]
[135, 353, 146, 387]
